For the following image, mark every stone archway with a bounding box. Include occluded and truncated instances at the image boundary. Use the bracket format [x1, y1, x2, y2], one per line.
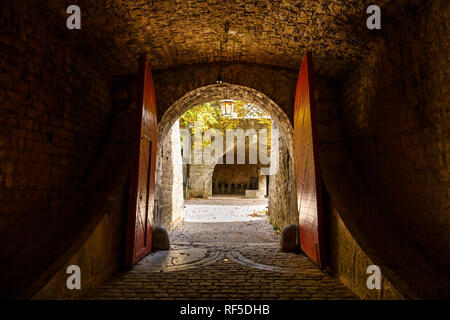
[189, 133, 269, 198]
[155, 83, 298, 231]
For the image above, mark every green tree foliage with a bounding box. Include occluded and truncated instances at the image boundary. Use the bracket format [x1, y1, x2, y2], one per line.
[179, 100, 272, 149]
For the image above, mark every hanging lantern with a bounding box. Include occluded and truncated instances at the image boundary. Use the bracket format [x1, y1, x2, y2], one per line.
[220, 99, 234, 116]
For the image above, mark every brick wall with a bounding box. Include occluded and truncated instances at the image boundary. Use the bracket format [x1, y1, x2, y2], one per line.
[340, 0, 449, 271]
[0, 2, 112, 297]
[315, 74, 413, 299]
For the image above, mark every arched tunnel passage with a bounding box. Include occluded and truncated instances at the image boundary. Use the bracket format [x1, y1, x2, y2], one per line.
[21, 68, 448, 302]
[75, 82, 360, 300]
[28, 71, 448, 301]
[1, 0, 448, 301]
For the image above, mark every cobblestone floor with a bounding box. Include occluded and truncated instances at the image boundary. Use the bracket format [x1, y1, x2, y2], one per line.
[85, 244, 357, 300]
[85, 198, 356, 299]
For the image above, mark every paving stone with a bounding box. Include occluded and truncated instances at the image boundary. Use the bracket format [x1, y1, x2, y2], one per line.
[152, 226, 170, 250]
[85, 244, 357, 300]
[280, 224, 299, 252]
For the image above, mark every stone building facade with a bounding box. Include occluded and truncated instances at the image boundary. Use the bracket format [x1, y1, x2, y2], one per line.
[184, 118, 271, 198]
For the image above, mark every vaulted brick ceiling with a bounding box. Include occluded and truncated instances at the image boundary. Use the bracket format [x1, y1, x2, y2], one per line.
[46, 0, 394, 78]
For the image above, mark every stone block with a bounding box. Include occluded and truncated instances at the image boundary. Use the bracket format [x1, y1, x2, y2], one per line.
[244, 190, 265, 198]
[280, 224, 298, 252]
[152, 226, 170, 250]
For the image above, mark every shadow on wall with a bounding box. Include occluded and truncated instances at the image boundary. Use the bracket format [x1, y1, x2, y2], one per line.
[30, 82, 136, 299]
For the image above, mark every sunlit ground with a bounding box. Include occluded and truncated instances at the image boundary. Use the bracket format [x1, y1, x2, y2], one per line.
[169, 196, 280, 243]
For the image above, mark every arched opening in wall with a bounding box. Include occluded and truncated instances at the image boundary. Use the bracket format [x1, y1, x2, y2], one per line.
[154, 83, 298, 244]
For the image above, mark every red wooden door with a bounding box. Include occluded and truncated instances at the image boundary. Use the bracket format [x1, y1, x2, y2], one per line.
[125, 54, 158, 267]
[294, 52, 325, 268]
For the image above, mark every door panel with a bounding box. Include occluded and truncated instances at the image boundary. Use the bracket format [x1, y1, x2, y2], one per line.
[125, 54, 158, 267]
[294, 52, 325, 268]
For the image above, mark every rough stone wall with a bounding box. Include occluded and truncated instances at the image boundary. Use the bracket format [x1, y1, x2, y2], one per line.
[188, 164, 215, 198]
[155, 121, 184, 229]
[0, 2, 111, 298]
[312, 75, 406, 299]
[30, 74, 136, 300]
[153, 63, 298, 122]
[267, 128, 298, 229]
[324, 202, 404, 299]
[339, 0, 449, 271]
